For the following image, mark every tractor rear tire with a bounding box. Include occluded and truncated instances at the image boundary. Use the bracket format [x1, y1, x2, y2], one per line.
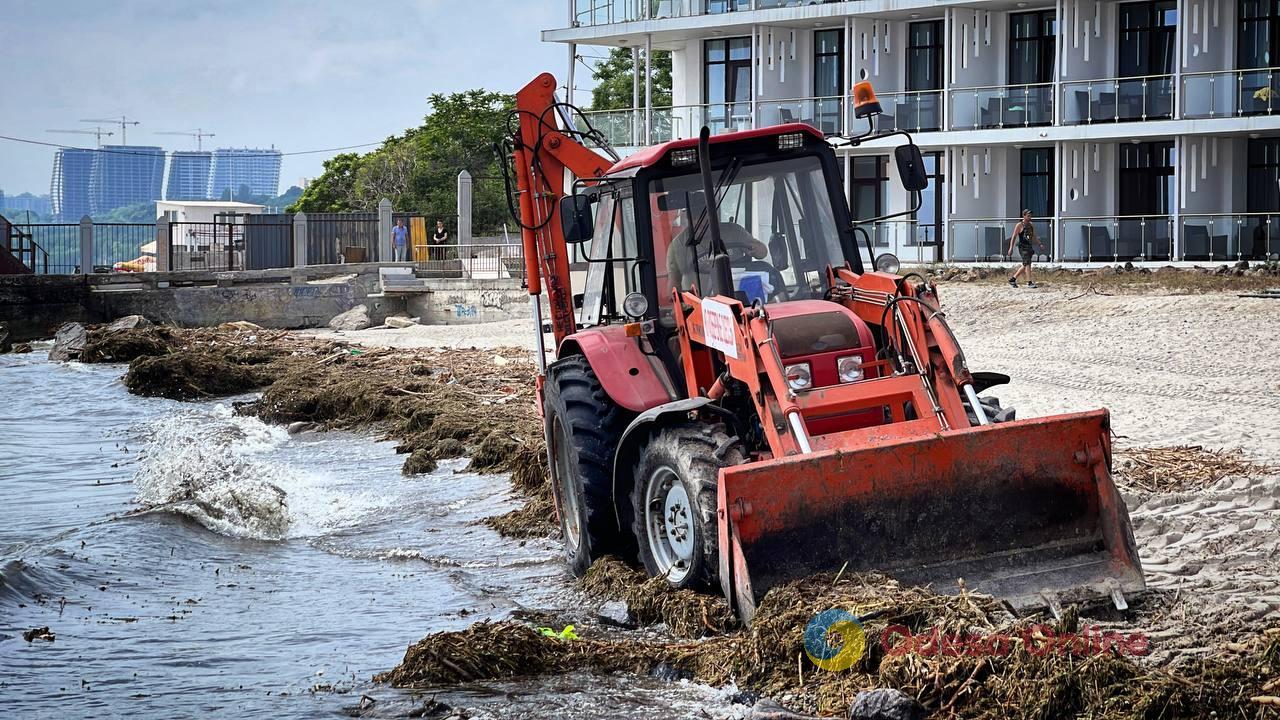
[631, 424, 744, 590]
[544, 355, 630, 578]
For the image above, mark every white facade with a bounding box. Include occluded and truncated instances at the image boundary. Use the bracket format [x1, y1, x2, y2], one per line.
[546, 0, 1280, 264]
[155, 200, 265, 224]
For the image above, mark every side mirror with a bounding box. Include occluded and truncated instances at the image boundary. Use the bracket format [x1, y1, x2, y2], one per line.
[560, 194, 594, 243]
[895, 144, 929, 192]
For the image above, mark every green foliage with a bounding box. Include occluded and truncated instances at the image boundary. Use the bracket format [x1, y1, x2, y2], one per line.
[288, 90, 514, 234]
[289, 153, 363, 213]
[218, 185, 304, 210]
[95, 202, 155, 223]
[590, 48, 672, 111]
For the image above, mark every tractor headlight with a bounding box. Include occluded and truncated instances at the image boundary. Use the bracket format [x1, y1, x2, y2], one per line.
[838, 355, 865, 383]
[784, 362, 812, 391]
[622, 291, 649, 319]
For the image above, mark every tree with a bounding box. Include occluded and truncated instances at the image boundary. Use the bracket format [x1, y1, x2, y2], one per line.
[288, 90, 515, 234]
[288, 153, 362, 213]
[590, 47, 672, 111]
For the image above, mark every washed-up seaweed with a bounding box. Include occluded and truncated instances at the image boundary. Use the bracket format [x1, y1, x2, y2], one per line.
[1115, 445, 1275, 494]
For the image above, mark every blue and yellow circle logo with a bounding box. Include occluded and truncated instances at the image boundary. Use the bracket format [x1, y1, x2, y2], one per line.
[803, 609, 865, 671]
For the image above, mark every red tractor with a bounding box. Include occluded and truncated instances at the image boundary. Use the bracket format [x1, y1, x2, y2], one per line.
[504, 74, 1143, 622]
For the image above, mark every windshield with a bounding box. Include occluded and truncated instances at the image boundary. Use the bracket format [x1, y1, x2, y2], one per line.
[649, 154, 845, 307]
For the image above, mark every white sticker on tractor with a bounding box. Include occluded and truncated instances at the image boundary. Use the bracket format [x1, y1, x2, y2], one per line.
[701, 298, 739, 359]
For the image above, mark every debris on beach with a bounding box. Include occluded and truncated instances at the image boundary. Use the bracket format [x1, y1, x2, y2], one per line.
[580, 558, 737, 639]
[1115, 445, 1275, 493]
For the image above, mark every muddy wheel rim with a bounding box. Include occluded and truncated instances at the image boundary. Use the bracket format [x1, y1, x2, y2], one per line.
[551, 417, 581, 550]
[644, 466, 693, 584]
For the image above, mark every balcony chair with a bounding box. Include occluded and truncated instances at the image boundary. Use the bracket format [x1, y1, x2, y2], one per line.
[1182, 224, 1230, 261]
[1082, 225, 1114, 259]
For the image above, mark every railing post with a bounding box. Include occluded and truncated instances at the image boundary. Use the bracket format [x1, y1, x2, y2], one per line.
[293, 212, 308, 268]
[457, 170, 473, 247]
[377, 198, 393, 263]
[155, 216, 170, 272]
[79, 215, 93, 274]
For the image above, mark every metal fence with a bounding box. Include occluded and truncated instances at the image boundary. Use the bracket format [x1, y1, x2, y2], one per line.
[416, 242, 524, 279]
[93, 223, 154, 272]
[12, 223, 79, 274]
[307, 213, 379, 265]
[167, 216, 293, 272]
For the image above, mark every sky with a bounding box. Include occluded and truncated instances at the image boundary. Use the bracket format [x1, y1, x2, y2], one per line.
[0, 0, 576, 196]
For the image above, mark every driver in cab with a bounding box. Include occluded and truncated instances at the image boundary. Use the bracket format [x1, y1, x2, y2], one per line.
[666, 221, 768, 296]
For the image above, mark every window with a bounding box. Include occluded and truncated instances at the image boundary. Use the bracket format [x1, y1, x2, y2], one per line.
[1246, 137, 1279, 259]
[1009, 11, 1056, 85]
[704, 38, 753, 133]
[907, 21, 944, 91]
[814, 29, 844, 98]
[579, 191, 639, 327]
[1020, 148, 1055, 219]
[1247, 138, 1280, 213]
[1118, 141, 1175, 216]
[1118, 1, 1177, 77]
[850, 156, 889, 246]
[649, 155, 846, 304]
[1238, 0, 1280, 69]
[915, 152, 945, 252]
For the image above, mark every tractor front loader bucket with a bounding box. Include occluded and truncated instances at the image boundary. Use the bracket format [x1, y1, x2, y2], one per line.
[717, 409, 1144, 623]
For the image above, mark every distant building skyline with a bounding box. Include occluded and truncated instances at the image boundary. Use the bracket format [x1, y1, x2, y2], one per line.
[50, 148, 96, 220]
[165, 151, 213, 201]
[208, 148, 282, 200]
[1, 191, 53, 217]
[88, 145, 164, 216]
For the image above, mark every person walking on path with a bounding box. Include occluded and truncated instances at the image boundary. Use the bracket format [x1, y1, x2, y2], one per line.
[1007, 210, 1047, 288]
[392, 219, 409, 262]
[431, 221, 449, 262]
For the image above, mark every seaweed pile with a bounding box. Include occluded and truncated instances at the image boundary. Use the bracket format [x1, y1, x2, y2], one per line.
[380, 570, 1280, 718]
[580, 558, 738, 639]
[75, 324, 549, 488]
[1115, 445, 1275, 494]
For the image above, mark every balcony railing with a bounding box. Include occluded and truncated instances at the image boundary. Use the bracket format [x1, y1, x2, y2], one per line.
[1180, 214, 1279, 262]
[946, 218, 1054, 263]
[950, 83, 1054, 130]
[870, 90, 944, 132]
[582, 103, 753, 147]
[1182, 68, 1279, 119]
[853, 220, 943, 264]
[1060, 216, 1175, 262]
[569, 0, 846, 27]
[757, 96, 843, 135]
[1061, 75, 1175, 124]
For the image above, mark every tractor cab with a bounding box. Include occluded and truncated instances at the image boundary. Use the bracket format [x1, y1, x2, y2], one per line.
[565, 124, 865, 333]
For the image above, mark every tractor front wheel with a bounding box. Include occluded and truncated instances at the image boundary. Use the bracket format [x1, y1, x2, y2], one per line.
[631, 424, 744, 590]
[544, 356, 630, 577]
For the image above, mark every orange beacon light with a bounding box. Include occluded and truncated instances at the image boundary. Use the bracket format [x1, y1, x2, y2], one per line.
[852, 81, 882, 119]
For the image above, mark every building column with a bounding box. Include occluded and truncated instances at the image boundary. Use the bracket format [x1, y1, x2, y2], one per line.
[843, 16, 852, 134]
[633, 46, 641, 145]
[155, 217, 170, 273]
[645, 34, 653, 145]
[1173, 136, 1184, 260]
[377, 198, 393, 262]
[293, 212, 308, 268]
[457, 171, 473, 247]
[566, 42, 577, 106]
[79, 215, 93, 274]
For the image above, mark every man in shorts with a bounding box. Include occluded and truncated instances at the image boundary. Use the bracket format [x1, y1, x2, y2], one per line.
[1007, 209, 1046, 288]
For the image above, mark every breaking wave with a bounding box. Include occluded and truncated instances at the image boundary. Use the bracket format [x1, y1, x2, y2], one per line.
[130, 405, 295, 540]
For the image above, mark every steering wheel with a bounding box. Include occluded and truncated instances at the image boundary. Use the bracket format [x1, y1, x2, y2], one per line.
[736, 259, 790, 302]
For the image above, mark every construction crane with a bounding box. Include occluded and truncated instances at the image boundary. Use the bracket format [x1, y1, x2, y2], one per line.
[155, 128, 216, 151]
[80, 116, 140, 145]
[46, 128, 114, 147]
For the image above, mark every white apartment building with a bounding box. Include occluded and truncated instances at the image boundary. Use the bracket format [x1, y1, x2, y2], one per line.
[545, 0, 1280, 264]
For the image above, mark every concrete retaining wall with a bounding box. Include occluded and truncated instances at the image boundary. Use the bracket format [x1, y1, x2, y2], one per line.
[407, 278, 532, 325]
[0, 264, 405, 341]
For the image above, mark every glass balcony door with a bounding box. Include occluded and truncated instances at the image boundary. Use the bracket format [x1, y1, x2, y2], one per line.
[705, 37, 752, 134]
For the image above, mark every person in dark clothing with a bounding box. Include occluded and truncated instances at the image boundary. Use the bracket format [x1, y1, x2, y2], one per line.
[1007, 209, 1047, 288]
[431, 221, 449, 262]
